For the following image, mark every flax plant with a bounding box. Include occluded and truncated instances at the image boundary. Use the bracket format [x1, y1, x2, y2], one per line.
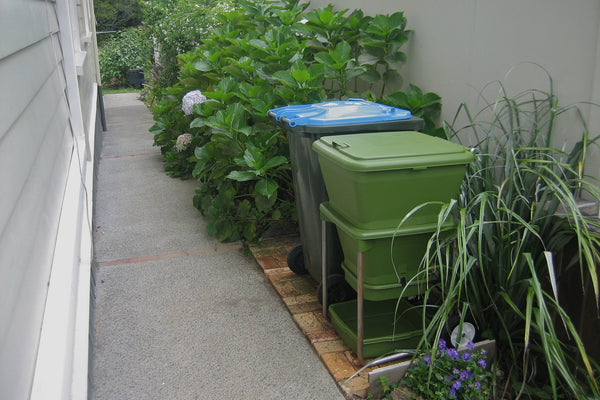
[407, 70, 600, 399]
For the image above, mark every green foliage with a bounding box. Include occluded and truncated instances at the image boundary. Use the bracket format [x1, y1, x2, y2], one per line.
[94, 0, 142, 31]
[403, 339, 492, 400]
[378, 376, 399, 399]
[407, 68, 600, 399]
[384, 84, 443, 137]
[141, 0, 236, 88]
[149, 0, 443, 241]
[98, 27, 152, 87]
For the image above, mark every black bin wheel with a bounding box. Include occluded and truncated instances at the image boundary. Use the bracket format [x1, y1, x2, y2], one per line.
[317, 274, 356, 307]
[287, 244, 308, 275]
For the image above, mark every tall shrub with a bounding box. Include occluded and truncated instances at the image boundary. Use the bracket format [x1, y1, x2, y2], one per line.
[141, 0, 236, 88]
[98, 27, 153, 87]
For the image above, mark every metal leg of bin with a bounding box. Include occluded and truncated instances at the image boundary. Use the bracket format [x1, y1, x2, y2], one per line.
[357, 251, 364, 364]
[321, 220, 328, 318]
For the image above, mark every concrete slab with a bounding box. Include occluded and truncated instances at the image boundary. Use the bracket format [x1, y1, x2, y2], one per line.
[93, 152, 219, 263]
[91, 250, 344, 400]
[90, 94, 345, 400]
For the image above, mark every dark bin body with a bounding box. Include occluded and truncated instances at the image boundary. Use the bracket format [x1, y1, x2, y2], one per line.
[268, 99, 424, 285]
[127, 68, 145, 88]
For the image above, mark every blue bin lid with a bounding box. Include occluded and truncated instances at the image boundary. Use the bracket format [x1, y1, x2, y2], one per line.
[268, 98, 412, 129]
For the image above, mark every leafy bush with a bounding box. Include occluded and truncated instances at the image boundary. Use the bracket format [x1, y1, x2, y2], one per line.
[94, 0, 142, 31]
[98, 27, 152, 87]
[141, 0, 236, 88]
[407, 68, 600, 399]
[149, 0, 442, 242]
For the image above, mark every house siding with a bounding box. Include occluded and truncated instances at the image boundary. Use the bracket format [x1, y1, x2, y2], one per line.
[0, 0, 100, 398]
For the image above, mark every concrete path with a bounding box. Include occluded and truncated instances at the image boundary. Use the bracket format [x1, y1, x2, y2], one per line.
[90, 93, 345, 400]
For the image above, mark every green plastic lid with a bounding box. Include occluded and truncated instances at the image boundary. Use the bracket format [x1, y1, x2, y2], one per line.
[313, 131, 474, 171]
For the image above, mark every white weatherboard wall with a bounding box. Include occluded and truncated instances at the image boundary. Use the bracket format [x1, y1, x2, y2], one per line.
[308, 0, 600, 184]
[0, 0, 100, 399]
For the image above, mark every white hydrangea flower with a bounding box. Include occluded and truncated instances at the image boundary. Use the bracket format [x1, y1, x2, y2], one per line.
[181, 90, 207, 115]
[175, 133, 193, 152]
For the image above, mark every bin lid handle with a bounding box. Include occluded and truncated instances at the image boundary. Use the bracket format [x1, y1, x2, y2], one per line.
[332, 141, 350, 149]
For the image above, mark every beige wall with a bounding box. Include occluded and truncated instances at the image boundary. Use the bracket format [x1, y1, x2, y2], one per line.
[309, 0, 600, 184]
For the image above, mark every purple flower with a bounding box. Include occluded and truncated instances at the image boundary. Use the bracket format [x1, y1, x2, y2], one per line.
[467, 341, 475, 351]
[444, 375, 454, 381]
[453, 367, 459, 376]
[438, 338, 447, 350]
[474, 381, 481, 390]
[449, 388, 457, 398]
[423, 355, 431, 366]
[478, 359, 487, 369]
[459, 370, 473, 380]
[452, 380, 462, 391]
[447, 348, 459, 360]
[462, 352, 471, 361]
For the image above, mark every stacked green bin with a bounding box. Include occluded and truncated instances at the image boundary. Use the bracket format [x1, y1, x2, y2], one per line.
[267, 99, 423, 304]
[314, 131, 474, 358]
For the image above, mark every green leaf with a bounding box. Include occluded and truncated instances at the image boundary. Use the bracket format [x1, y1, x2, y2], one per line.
[291, 69, 311, 84]
[318, 9, 334, 25]
[227, 170, 258, 181]
[272, 70, 297, 87]
[190, 117, 205, 128]
[236, 199, 251, 218]
[194, 60, 214, 72]
[264, 156, 288, 170]
[357, 52, 380, 66]
[149, 120, 165, 134]
[314, 52, 334, 66]
[255, 191, 277, 212]
[255, 179, 278, 198]
[206, 217, 218, 236]
[243, 144, 265, 169]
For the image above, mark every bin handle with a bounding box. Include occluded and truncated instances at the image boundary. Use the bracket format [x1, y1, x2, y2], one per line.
[277, 116, 296, 127]
[332, 141, 350, 149]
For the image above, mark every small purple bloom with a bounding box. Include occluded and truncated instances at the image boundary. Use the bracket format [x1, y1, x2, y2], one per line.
[474, 381, 481, 390]
[444, 375, 453, 381]
[452, 380, 462, 391]
[447, 348, 459, 360]
[438, 338, 447, 350]
[423, 355, 431, 366]
[459, 370, 473, 380]
[462, 352, 471, 361]
[478, 359, 487, 369]
[467, 341, 475, 351]
[449, 388, 457, 398]
[453, 368, 459, 376]
[481, 349, 487, 355]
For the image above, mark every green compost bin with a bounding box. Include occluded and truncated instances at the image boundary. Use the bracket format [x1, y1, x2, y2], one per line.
[329, 298, 423, 358]
[320, 202, 451, 301]
[267, 100, 424, 303]
[313, 131, 474, 230]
